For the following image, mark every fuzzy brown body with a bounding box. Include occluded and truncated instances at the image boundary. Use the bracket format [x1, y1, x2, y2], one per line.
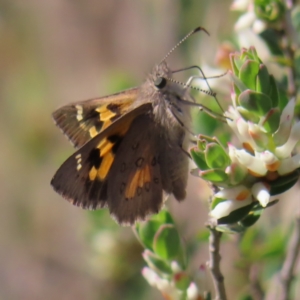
[51, 61, 191, 225]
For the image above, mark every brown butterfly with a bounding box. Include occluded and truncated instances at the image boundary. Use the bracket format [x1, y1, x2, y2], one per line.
[51, 27, 209, 225]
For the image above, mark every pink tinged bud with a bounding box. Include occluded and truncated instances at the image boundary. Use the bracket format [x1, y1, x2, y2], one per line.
[235, 149, 268, 175]
[187, 282, 200, 300]
[142, 267, 159, 287]
[252, 182, 270, 207]
[278, 154, 300, 175]
[171, 261, 182, 273]
[275, 121, 300, 158]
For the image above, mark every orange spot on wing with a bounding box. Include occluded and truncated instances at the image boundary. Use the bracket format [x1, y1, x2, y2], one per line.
[100, 110, 116, 121]
[125, 164, 151, 199]
[98, 152, 114, 180]
[89, 166, 97, 181]
[89, 126, 98, 138]
[95, 105, 108, 113]
[98, 139, 114, 157]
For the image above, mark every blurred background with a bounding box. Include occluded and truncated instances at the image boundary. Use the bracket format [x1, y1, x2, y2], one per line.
[2, 1, 298, 300]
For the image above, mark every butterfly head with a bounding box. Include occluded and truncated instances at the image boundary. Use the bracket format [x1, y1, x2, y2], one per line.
[151, 60, 172, 87]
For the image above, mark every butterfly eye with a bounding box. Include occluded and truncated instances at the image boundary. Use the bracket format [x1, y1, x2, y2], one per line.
[154, 77, 167, 89]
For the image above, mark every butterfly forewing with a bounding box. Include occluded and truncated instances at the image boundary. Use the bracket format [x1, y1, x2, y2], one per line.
[51, 103, 152, 211]
[52, 88, 139, 148]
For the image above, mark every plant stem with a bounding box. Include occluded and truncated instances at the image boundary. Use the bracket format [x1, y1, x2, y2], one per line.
[207, 226, 227, 300]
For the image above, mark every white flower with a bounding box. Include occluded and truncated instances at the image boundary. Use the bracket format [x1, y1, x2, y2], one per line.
[275, 121, 300, 159]
[211, 186, 252, 219]
[187, 282, 200, 300]
[252, 182, 270, 207]
[235, 149, 268, 176]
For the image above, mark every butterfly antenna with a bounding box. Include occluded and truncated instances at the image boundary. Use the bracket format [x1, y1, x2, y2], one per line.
[167, 78, 230, 122]
[159, 26, 209, 64]
[172, 66, 228, 80]
[171, 66, 228, 114]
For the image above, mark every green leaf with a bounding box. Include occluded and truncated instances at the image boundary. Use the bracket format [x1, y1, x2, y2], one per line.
[256, 64, 270, 94]
[249, 46, 260, 62]
[261, 107, 281, 133]
[137, 210, 174, 250]
[138, 220, 162, 250]
[215, 223, 247, 233]
[239, 60, 260, 90]
[269, 171, 300, 195]
[205, 143, 231, 169]
[230, 53, 240, 76]
[143, 251, 173, 275]
[237, 106, 260, 123]
[268, 75, 280, 107]
[151, 209, 174, 224]
[153, 224, 181, 260]
[217, 203, 254, 225]
[239, 210, 262, 227]
[230, 73, 248, 94]
[238, 90, 272, 116]
[199, 168, 229, 182]
[190, 147, 208, 170]
[227, 163, 248, 185]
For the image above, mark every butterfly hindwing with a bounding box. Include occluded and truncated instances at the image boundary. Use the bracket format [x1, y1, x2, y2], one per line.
[107, 114, 163, 225]
[52, 88, 139, 147]
[51, 103, 152, 210]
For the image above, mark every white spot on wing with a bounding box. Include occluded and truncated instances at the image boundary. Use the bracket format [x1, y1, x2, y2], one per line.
[76, 105, 83, 121]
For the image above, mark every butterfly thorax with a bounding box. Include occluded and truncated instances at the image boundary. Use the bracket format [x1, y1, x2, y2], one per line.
[137, 61, 191, 144]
